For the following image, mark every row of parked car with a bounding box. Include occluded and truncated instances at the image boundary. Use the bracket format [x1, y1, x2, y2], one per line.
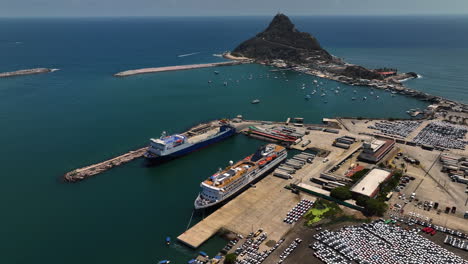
[311, 220, 468, 264]
[277, 238, 302, 264]
[393, 212, 467, 239]
[234, 230, 285, 264]
[283, 199, 313, 224]
[444, 235, 468, 251]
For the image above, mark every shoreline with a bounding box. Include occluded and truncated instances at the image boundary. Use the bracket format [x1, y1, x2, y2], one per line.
[223, 53, 468, 114]
[114, 61, 249, 77]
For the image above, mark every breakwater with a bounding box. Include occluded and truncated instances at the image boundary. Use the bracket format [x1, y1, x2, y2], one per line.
[63, 147, 147, 182]
[0, 68, 54, 78]
[114, 61, 248, 77]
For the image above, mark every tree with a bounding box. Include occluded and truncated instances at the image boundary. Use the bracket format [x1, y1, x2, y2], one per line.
[225, 253, 237, 264]
[364, 199, 388, 216]
[355, 195, 369, 207]
[330, 186, 352, 201]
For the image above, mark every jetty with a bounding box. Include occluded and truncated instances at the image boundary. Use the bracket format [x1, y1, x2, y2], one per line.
[0, 68, 54, 78]
[62, 120, 249, 183]
[114, 61, 247, 77]
[63, 147, 147, 182]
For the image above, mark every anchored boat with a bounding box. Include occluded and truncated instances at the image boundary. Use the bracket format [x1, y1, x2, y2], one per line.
[194, 144, 287, 209]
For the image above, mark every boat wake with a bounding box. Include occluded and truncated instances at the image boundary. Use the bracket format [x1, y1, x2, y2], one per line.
[177, 52, 200, 58]
[50, 68, 60, 72]
[417, 74, 423, 79]
[212, 54, 223, 58]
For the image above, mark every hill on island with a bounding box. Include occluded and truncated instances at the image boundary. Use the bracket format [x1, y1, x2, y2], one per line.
[232, 13, 334, 65]
[231, 13, 392, 81]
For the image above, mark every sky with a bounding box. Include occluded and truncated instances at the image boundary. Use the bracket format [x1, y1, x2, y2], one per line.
[1, 0, 468, 17]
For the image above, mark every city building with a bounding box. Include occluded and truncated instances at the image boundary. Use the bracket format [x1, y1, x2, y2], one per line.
[358, 138, 395, 163]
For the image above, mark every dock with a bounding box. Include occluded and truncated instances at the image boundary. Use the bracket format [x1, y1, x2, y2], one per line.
[177, 149, 341, 248]
[63, 147, 147, 182]
[0, 68, 55, 78]
[63, 120, 241, 183]
[114, 61, 247, 77]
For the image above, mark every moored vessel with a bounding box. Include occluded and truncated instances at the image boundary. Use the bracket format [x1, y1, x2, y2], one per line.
[144, 121, 236, 164]
[194, 144, 287, 209]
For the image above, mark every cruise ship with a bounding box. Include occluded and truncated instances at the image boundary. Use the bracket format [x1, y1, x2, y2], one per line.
[194, 144, 287, 209]
[144, 122, 236, 164]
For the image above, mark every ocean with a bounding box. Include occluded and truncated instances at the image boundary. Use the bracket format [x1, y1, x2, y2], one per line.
[0, 16, 467, 263]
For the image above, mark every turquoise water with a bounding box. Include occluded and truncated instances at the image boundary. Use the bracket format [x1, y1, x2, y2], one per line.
[0, 16, 466, 263]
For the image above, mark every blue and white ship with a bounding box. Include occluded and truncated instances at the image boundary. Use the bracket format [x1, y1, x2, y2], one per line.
[144, 123, 236, 163]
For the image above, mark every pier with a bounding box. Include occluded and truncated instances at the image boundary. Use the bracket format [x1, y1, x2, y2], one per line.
[63, 147, 147, 182]
[177, 138, 349, 248]
[0, 68, 54, 78]
[114, 61, 248, 77]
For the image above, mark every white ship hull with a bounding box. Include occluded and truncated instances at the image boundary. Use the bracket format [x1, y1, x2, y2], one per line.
[194, 151, 287, 209]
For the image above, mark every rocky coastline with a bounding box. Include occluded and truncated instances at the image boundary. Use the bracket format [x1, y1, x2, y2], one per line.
[226, 13, 468, 115]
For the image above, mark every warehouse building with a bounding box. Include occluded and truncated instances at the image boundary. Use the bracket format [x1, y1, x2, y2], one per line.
[350, 168, 392, 198]
[358, 138, 395, 163]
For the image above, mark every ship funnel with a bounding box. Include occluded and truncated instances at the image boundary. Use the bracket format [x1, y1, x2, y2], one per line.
[229, 160, 234, 166]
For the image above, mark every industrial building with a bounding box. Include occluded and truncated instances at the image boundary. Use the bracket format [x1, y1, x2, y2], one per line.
[350, 168, 392, 198]
[358, 138, 395, 163]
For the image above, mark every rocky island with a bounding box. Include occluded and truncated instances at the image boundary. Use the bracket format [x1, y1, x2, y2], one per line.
[227, 14, 468, 113]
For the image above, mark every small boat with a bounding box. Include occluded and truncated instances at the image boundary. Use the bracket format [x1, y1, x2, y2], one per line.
[208, 80, 212, 83]
[165, 236, 171, 245]
[158, 260, 170, 264]
[353, 90, 357, 93]
[321, 93, 326, 97]
[251, 99, 260, 104]
[363, 96, 367, 100]
[376, 96, 380, 99]
[305, 95, 311, 100]
[223, 81, 228, 86]
[214, 71, 219, 75]
[351, 97, 356, 100]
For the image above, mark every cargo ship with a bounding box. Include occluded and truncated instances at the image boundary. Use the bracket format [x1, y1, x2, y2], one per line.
[194, 144, 287, 209]
[144, 122, 236, 163]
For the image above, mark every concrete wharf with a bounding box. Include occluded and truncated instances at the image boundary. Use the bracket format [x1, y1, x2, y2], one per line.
[0, 68, 53, 78]
[63, 147, 147, 182]
[114, 61, 247, 77]
[177, 143, 348, 248]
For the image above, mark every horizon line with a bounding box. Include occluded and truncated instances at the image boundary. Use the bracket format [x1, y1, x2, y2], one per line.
[1, 13, 468, 19]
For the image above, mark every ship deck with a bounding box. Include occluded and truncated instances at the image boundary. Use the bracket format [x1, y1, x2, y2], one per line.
[187, 127, 219, 144]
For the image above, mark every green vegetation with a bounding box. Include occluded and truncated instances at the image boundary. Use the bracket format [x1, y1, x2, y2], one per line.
[376, 170, 402, 201]
[364, 198, 388, 216]
[304, 199, 342, 226]
[225, 253, 237, 264]
[322, 215, 371, 227]
[351, 168, 370, 183]
[330, 186, 352, 200]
